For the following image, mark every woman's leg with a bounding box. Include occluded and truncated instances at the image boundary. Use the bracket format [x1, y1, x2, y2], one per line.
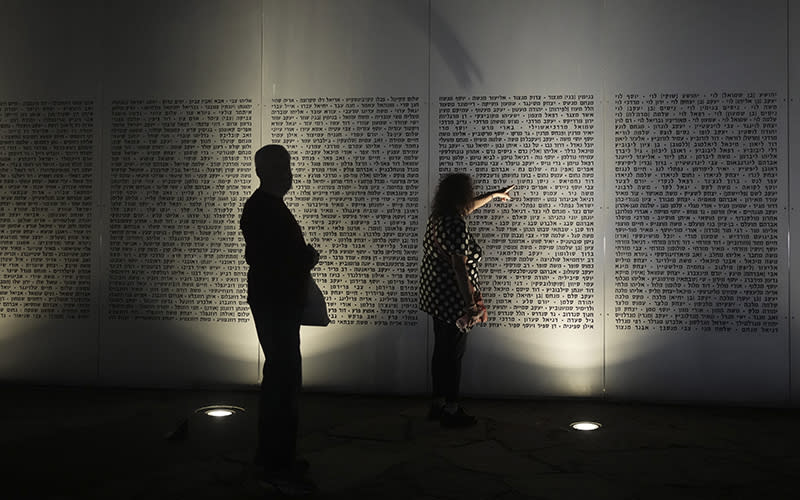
[432, 318, 468, 403]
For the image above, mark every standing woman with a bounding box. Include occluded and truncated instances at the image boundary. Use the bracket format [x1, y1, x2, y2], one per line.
[419, 173, 514, 427]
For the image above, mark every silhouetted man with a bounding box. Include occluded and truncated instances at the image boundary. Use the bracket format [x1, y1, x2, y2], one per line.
[240, 144, 318, 495]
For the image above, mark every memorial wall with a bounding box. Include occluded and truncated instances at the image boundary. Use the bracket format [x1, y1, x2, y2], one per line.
[0, 0, 101, 382]
[0, 0, 797, 404]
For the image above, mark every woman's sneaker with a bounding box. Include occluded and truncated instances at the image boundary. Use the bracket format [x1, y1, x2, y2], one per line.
[440, 407, 477, 428]
[427, 402, 444, 421]
[258, 460, 316, 496]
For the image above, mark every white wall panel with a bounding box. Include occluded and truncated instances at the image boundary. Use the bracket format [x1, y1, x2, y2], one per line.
[97, 0, 262, 387]
[429, 0, 606, 397]
[789, 0, 800, 406]
[0, 0, 102, 384]
[263, 0, 430, 392]
[603, 0, 790, 403]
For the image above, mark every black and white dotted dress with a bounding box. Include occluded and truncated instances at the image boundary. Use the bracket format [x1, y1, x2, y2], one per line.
[419, 214, 482, 324]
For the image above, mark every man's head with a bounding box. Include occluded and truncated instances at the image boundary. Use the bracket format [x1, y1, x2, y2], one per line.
[255, 144, 292, 195]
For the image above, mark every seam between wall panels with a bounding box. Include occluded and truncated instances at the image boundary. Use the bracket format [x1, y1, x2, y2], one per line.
[425, 0, 432, 395]
[97, 81, 103, 384]
[786, 0, 792, 405]
[602, 95, 607, 398]
[96, 0, 106, 385]
[258, 0, 265, 385]
[601, 0, 609, 399]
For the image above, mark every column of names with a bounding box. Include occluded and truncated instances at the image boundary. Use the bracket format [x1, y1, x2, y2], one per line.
[109, 98, 253, 322]
[438, 94, 597, 331]
[0, 100, 94, 320]
[273, 96, 422, 326]
[614, 91, 780, 334]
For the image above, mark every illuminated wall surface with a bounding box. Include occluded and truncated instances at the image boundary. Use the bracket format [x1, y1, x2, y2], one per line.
[1, 0, 798, 404]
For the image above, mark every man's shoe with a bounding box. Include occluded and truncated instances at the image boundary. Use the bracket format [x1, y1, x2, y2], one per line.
[427, 402, 444, 421]
[255, 455, 310, 476]
[294, 458, 310, 476]
[440, 407, 477, 428]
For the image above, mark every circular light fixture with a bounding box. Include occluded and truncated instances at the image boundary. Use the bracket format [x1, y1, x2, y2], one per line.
[206, 409, 234, 418]
[570, 421, 602, 431]
[195, 405, 245, 418]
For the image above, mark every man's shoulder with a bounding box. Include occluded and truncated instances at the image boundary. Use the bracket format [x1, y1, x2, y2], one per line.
[244, 189, 285, 210]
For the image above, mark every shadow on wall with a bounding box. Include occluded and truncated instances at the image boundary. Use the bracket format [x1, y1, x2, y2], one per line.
[462, 328, 603, 397]
[301, 325, 427, 393]
[0, 318, 260, 387]
[0, 320, 98, 384]
[0, 316, 257, 388]
[96, 321, 259, 388]
[394, 0, 483, 90]
[603, 333, 791, 404]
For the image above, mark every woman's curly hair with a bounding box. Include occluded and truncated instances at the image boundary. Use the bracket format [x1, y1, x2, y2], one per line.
[431, 173, 474, 217]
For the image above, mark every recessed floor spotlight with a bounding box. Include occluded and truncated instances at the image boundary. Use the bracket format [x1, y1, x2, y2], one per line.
[206, 409, 233, 418]
[570, 421, 602, 431]
[195, 405, 245, 418]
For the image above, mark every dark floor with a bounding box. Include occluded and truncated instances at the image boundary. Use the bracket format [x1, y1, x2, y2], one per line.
[2, 385, 798, 499]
